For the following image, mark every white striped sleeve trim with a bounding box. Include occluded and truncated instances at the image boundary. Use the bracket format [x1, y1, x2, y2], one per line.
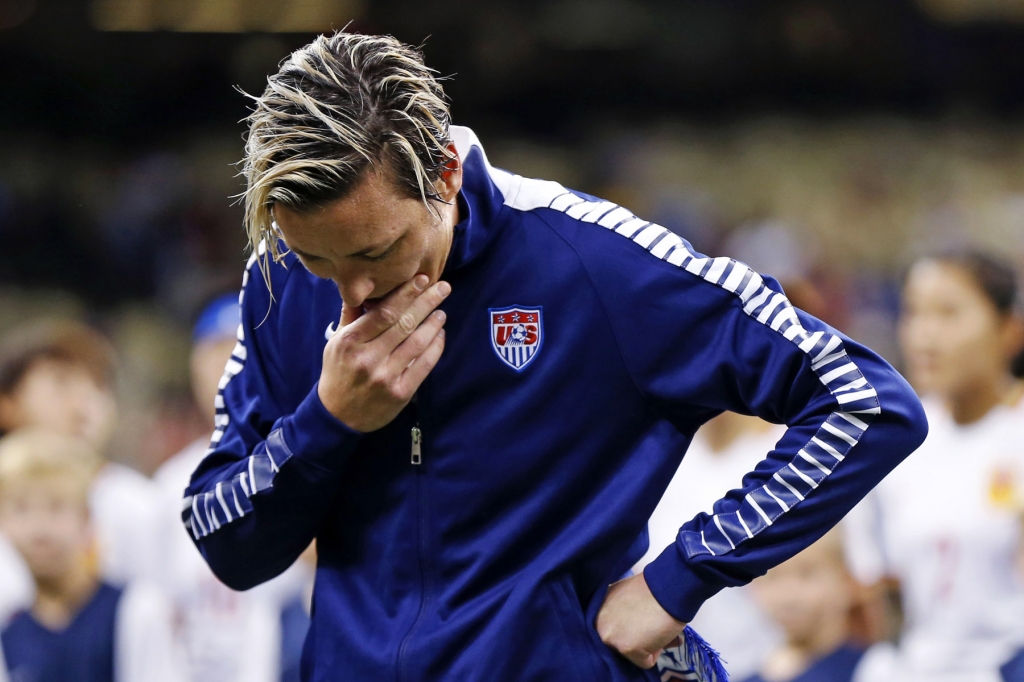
[798, 450, 831, 475]
[722, 262, 750, 293]
[746, 494, 773, 526]
[615, 218, 650, 238]
[822, 421, 858, 446]
[712, 515, 736, 550]
[186, 427, 295, 540]
[788, 462, 819, 489]
[704, 257, 730, 284]
[820, 362, 859, 384]
[763, 485, 790, 512]
[504, 178, 882, 559]
[184, 241, 299, 540]
[633, 224, 666, 249]
[208, 251, 255, 450]
[700, 531, 714, 555]
[549, 193, 585, 212]
[597, 206, 633, 228]
[811, 436, 845, 461]
[837, 412, 869, 430]
[579, 201, 618, 223]
[736, 511, 754, 539]
[651, 234, 684, 260]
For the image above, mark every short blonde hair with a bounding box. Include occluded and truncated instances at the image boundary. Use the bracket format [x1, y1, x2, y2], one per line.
[0, 429, 101, 506]
[242, 31, 455, 285]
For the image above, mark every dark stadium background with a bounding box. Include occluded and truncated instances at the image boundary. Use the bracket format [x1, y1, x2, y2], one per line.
[1, 0, 1023, 469]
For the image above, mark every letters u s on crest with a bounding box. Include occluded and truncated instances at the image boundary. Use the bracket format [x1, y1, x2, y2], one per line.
[489, 306, 543, 371]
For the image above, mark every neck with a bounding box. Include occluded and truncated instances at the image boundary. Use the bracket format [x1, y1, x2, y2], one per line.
[946, 374, 1015, 426]
[438, 194, 461, 275]
[702, 413, 770, 454]
[762, 619, 848, 682]
[32, 560, 98, 630]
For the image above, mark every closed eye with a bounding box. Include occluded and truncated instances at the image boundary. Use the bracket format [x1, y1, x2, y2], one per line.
[359, 242, 398, 262]
[295, 253, 331, 275]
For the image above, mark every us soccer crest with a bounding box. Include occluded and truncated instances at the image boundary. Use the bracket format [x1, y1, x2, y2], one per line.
[489, 306, 543, 371]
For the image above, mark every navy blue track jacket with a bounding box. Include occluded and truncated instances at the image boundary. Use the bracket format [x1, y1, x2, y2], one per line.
[185, 126, 928, 682]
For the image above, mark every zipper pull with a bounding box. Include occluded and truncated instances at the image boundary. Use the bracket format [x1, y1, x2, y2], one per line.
[410, 426, 422, 466]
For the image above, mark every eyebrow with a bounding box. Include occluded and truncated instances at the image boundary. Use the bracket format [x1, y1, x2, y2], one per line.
[289, 246, 322, 261]
[290, 242, 389, 260]
[288, 233, 401, 261]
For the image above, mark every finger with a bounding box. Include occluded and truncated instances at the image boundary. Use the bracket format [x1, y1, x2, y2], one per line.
[631, 651, 657, 670]
[395, 328, 445, 396]
[343, 275, 430, 343]
[325, 304, 360, 340]
[376, 280, 450, 350]
[387, 309, 446, 374]
[340, 302, 362, 328]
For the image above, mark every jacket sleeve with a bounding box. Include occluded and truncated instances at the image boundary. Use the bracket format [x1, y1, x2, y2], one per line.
[183, 251, 361, 590]
[584, 236, 928, 623]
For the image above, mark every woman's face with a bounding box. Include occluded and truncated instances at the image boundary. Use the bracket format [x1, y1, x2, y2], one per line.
[899, 260, 1013, 399]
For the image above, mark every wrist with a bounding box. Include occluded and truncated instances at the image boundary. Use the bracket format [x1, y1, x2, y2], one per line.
[643, 543, 724, 623]
[316, 380, 367, 433]
[283, 383, 365, 469]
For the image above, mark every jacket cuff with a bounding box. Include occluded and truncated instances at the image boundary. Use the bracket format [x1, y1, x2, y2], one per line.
[643, 541, 725, 623]
[279, 382, 363, 470]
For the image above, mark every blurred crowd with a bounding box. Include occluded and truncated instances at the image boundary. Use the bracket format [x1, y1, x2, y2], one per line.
[0, 299, 314, 682]
[0, 118, 1023, 681]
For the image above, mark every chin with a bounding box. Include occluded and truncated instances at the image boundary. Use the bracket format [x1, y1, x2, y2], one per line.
[27, 559, 68, 582]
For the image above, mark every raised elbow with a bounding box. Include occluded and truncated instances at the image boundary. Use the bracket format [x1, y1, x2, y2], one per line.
[879, 374, 929, 457]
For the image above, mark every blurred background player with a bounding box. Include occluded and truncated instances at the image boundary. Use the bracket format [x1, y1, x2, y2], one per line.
[153, 294, 312, 682]
[0, 428, 183, 682]
[846, 251, 1024, 682]
[743, 528, 869, 682]
[635, 412, 785, 680]
[0, 321, 161, 616]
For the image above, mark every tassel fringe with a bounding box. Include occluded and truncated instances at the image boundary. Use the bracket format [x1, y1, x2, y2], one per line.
[656, 625, 729, 682]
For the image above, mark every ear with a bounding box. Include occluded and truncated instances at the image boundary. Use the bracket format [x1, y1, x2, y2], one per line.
[434, 143, 462, 203]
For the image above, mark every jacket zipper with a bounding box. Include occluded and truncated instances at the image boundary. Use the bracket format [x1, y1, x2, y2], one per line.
[396, 422, 429, 682]
[410, 426, 422, 465]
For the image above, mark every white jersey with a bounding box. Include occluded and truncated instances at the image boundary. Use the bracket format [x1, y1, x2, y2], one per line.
[635, 422, 786, 681]
[154, 438, 311, 682]
[115, 581, 188, 682]
[846, 396, 1024, 682]
[90, 462, 163, 586]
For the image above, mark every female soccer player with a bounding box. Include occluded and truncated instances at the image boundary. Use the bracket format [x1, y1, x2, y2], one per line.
[185, 31, 927, 681]
[848, 251, 1024, 682]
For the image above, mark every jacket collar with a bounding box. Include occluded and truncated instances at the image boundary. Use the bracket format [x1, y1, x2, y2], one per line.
[444, 126, 512, 273]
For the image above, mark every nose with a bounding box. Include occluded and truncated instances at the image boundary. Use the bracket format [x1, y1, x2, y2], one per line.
[335, 272, 376, 309]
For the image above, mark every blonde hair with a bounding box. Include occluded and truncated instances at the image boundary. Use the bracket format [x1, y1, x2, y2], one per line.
[241, 31, 455, 287]
[0, 429, 101, 505]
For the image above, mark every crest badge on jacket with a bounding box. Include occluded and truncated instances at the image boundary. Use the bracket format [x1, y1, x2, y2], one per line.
[489, 306, 543, 371]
